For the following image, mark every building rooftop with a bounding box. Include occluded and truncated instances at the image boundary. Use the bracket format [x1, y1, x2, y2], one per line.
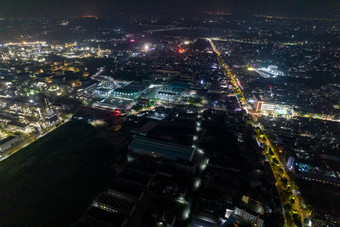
[131, 121, 158, 136]
[129, 136, 195, 161]
[126, 162, 158, 176]
[108, 180, 144, 199]
[114, 81, 149, 94]
[116, 168, 152, 188]
[83, 206, 127, 227]
[167, 81, 192, 90]
[96, 193, 135, 214]
[0, 136, 15, 146]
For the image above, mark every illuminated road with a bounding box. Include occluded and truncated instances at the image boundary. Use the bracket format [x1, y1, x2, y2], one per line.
[91, 66, 113, 82]
[146, 27, 190, 33]
[294, 112, 340, 123]
[209, 39, 311, 226]
[92, 66, 105, 78]
[207, 38, 339, 124]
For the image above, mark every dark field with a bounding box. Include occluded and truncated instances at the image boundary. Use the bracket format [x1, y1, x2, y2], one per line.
[0, 120, 120, 226]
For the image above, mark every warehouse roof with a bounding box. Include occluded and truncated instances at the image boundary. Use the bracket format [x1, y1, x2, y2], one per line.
[129, 136, 194, 161]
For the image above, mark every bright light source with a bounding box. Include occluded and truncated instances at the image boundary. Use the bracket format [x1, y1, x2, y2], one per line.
[127, 155, 134, 162]
[194, 179, 201, 190]
[183, 208, 190, 219]
[176, 195, 187, 204]
[144, 44, 149, 50]
[177, 48, 185, 53]
[247, 67, 256, 71]
[225, 209, 233, 218]
[307, 220, 312, 227]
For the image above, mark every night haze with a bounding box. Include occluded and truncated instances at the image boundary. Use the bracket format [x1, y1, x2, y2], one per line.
[0, 0, 338, 17]
[0, 0, 339, 227]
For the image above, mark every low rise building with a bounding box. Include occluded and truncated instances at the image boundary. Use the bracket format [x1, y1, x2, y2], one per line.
[0, 135, 24, 152]
[129, 136, 195, 161]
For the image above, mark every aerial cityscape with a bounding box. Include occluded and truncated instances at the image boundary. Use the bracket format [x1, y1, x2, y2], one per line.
[0, 0, 339, 226]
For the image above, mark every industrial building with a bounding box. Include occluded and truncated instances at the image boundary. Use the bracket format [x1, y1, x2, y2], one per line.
[0, 135, 24, 153]
[157, 81, 195, 102]
[94, 193, 136, 216]
[129, 136, 195, 161]
[77, 206, 128, 227]
[107, 180, 144, 203]
[112, 81, 150, 100]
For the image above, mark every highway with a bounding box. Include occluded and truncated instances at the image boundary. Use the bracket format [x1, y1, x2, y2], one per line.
[209, 39, 311, 226]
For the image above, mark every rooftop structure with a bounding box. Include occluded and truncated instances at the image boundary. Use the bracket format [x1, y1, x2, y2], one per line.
[112, 82, 150, 100]
[130, 121, 158, 136]
[255, 101, 292, 115]
[254, 65, 284, 78]
[107, 180, 144, 202]
[157, 81, 194, 102]
[0, 135, 24, 152]
[116, 168, 152, 188]
[78, 206, 128, 227]
[129, 136, 195, 161]
[94, 193, 135, 215]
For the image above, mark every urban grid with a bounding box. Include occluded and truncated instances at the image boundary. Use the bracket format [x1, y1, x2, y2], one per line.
[0, 1, 339, 227]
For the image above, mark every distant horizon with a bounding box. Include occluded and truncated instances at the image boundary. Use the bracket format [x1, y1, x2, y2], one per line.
[0, 0, 338, 19]
[0, 12, 338, 21]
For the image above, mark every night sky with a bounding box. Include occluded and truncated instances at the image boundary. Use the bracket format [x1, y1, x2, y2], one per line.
[0, 0, 338, 18]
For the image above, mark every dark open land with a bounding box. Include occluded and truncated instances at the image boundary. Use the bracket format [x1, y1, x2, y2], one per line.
[0, 120, 121, 226]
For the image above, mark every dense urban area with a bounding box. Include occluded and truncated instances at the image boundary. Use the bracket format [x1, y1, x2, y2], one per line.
[0, 12, 339, 227]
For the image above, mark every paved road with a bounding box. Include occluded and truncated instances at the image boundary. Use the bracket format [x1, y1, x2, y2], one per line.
[209, 39, 311, 225]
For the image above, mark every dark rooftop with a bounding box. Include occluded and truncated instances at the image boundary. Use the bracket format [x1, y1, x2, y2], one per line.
[108, 180, 144, 199]
[0, 136, 15, 146]
[116, 168, 152, 187]
[129, 136, 194, 161]
[96, 193, 135, 214]
[84, 206, 127, 227]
